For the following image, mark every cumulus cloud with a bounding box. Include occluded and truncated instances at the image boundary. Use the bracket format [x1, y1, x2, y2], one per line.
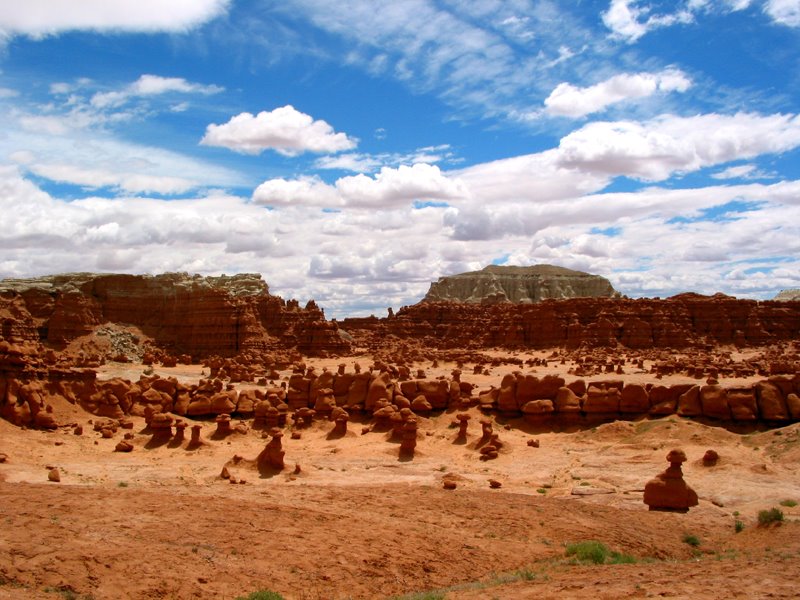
[253, 163, 467, 208]
[556, 112, 800, 180]
[544, 69, 691, 118]
[0, 0, 229, 39]
[91, 74, 223, 109]
[201, 105, 357, 156]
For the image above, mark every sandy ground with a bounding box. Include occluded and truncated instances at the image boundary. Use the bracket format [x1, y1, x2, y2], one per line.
[1, 351, 799, 599]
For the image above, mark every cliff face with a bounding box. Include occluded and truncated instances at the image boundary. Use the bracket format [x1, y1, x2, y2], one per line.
[345, 293, 800, 350]
[775, 289, 800, 301]
[422, 265, 619, 304]
[0, 273, 350, 358]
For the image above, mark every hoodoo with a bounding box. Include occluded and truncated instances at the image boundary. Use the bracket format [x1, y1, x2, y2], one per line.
[422, 264, 619, 304]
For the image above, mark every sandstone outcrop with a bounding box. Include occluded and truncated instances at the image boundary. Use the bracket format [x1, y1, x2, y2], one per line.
[0, 273, 350, 359]
[643, 449, 698, 512]
[775, 289, 800, 301]
[345, 293, 800, 351]
[422, 264, 619, 304]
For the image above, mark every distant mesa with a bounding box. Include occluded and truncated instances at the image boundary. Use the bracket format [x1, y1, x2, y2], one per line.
[422, 264, 620, 305]
[774, 289, 800, 302]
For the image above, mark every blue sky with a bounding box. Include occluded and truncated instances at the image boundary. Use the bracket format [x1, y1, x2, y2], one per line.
[0, 0, 798, 318]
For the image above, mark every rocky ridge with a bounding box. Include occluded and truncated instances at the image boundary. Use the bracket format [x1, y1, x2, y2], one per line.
[346, 293, 800, 351]
[422, 264, 619, 304]
[0, 272, 349, 359]
[775, 289, 800, 301]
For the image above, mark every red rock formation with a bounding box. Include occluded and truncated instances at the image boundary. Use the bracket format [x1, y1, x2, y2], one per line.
[643, 449, 699, 512]
[0, 273, 351, 359]
[343, 295, 800, 351]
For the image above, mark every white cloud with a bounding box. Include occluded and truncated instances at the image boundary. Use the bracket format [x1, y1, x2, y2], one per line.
[28, 163, 197, 194]
[602, 0, 694, 42]
[765, 0, 800, 25]
[201, 105, 357, 156]
[253, 163, 467, 208]
[91, 74, 223, 109]
[0, 116, 243, 194]
[544, 69, 692, 118]
[313, 144, 455, 173]
[556, 112, 800, 181]
[0, 0, 230, 39]
[711, 163, 776, 180]
[276, 0, 596, 122]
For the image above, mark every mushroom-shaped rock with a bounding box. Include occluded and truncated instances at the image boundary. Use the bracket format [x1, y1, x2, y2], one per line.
[258, 428, 285, 471]
[455, 413, 471, 440]
[188, 424, 204, 448]
[173, 420, 187, 443]
[399, 417, 418, 457]
[215, 413, 233, 436]
[643, 449, 699, 513]
[330, 406, 349, 437]
[479, 419, 493, 441]
[293, 407, 315, 428]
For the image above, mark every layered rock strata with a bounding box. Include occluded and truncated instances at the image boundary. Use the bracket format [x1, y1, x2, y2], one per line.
[345, 293, 800, 350]
[422, 265, 619, 304]
[0, 273, 349, 358]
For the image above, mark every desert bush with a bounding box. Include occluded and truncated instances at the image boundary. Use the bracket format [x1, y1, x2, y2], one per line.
[235, 591, 285, 600]
[735, 520, 745, 533]
[565, 540, 609, 564]
[779, 499, 797, 507]
[682, 534, 700, 547]
[758, 508, 784, 526]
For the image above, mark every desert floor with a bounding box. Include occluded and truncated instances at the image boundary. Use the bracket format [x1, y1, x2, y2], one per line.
[1, 350, 799, 599]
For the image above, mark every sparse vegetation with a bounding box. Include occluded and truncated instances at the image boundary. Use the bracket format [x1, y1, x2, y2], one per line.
[735, 520, 745, 533]
[389, 592, 446, 600]
[564, 540, 636, 565]
[779, 499, 797, 507]
[682, 534, 701, 547]
[758, 508, 784, 526]
[117, 481, 128, 488]
[235, 591, 285, 600]
[536, 488, 547, 494]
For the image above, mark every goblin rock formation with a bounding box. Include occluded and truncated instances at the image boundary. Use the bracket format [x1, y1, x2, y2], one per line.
[422, 264, 619, 304]
[643, 449, 699, 512]
[0, 272, 350, 358]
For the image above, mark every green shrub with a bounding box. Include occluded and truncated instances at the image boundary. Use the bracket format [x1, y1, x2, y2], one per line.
[758, 508, 784, 526]
[735, 520, 745, 533]
[682, 534, 700, 547]
[235, 591, 285, 600]
[565, 540, 609, 564]
[779, 499, 797, 508]
[609, 551, 637, 564]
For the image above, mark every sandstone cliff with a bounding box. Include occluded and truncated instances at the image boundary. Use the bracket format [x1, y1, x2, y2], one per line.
[345, 293, 800, 351]
[422, 264, 619, 304]
[775, 289, 800, 301]
[0, 273, 350, 358]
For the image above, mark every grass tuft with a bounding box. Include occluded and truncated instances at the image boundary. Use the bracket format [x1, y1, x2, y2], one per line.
[234, 591, 285, 600]
[758, 508, 784, 526]
[682, 534, 700, 547]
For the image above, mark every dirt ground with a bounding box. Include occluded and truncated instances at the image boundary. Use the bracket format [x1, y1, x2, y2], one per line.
[1, 351, 799, 599]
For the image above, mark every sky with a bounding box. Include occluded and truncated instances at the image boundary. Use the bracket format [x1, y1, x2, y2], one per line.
[0, 0, 799, 319]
